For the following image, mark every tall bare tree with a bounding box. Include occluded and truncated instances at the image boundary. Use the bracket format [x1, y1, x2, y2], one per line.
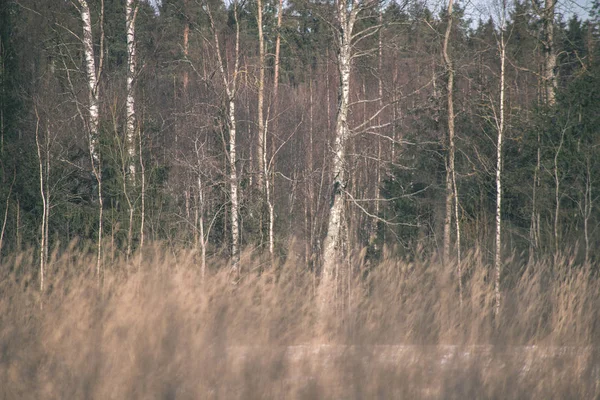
[542, 0, 557, 105]
[442, 0, 454, 256]
[494, 0, 508, 315]
[442, 0, 462, 304]
[205, 0, 241, 267]
[124, 0, 139, 259]
[319, 0, 378, 318]
[126, 0, 138, 184]
[78, 0, 104, 280]
[34, 106, 49, 294]
[256, 0, 266, 192]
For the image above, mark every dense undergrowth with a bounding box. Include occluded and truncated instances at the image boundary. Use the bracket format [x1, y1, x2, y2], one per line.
[1, 244, 599, 399]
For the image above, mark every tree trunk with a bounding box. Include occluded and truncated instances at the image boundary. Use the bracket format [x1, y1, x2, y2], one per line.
[369, 9, 383, 250]
[78, 0, 103, 282]
[229, 99, 240, 266]
[34, 109, 47, 295]
[139, 123, 145, 252]
[198, 175, 207, 280]
[267, 0, 283, 266]
[126, 0, 138, 185]
[182, 0, 190, 93]
[553, 127, 565, 257]
[206, 0, 241, 268]
[530, 132, 541, 260]
[495, 10, 507, 316]
[442, 0, 456, 268]
[319, 1, 358, 320]
[256, 0, 265, 192]
[583, 159, 592, 265]
[543, 0, 557, 105]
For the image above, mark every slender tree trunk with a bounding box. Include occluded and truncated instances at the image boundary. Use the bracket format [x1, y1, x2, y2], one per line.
[79, 0, 100, 169]
[583, 160, 592, 265]
[319, 1, 358, 319]
[553, 127, 565, 257]
[198, 175, 206, 280]
[442, 0, 456, 268]
[452, 161, 462, 305]
[206, 0, 241, 268]
[530, 132, 541, 260]
[126, 0, 138, 184]
[78, 0, 104, 282]
[139, 123, 145, 251]
[16, 198, 20, 250]
[543, 0, 557, 105]
[229, 99, 240, 266]
[369, 9, 383, 249]
[256, 0, 265, 191]
[307, 79, 315, 268]
[267, 0, 283, 266]
[256, 0, 273, 264]
[34, 109, 47, 294]
[182, 0, 190, 93]
[495, 10, 507, 316]
[125, 0, 138, 260]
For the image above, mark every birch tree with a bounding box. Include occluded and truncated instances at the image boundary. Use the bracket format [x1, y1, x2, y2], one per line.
[494, 0, 508, 315]
[126, 0, 138, 184]
[256, 0, 266, 192]
[541, 0, 557, 105]
[34, 106, 49, 294]
[266, 0, 284, 266]
[442, 0, 462, 304]
[77, 0, 104, 280]
[204, 0, 241, 267]
[255, 0, 274, 263]
[124, 0, 139, 259]
[318, 0, 379, 318]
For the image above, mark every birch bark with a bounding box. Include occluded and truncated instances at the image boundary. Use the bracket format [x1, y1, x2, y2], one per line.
[268, 0, 283, 266]
[442, 0, 456, 267]
[125, 0, 138, 184]
[494, 5, 507, 316]
[205, 0, 241, 267]
[257, 0, 265, 192]
[542, 0, 557, 105]
[78, 0, 103, 281]
[319, 0, 360, 319]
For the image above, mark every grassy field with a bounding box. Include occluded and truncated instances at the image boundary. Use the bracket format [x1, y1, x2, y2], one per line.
[1, 245, 599, 399]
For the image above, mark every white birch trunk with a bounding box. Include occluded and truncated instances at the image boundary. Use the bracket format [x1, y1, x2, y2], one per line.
[34, 110, 47, 295]
[257, 0, 265, 192]
[267, 0, 283, 266]
[319, 1, 358, 319]
[229, 99, 240, 266]
[543, 0, 557, 105]
[139, 126, 145, 252]
[442, 0, 456, 267]
[206, 0, 241, 267]
[198, 175, 207, 280]
[125, 0, 138, 184]
[78, 0, 103, 281]
[79, 0, 100, 169]
[495, 12, 507, 316]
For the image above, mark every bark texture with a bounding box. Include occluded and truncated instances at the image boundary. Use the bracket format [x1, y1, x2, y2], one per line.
[319, 0, 359, 320]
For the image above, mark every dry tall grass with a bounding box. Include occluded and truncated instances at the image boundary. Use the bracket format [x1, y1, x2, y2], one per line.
[1, 245, 599, 399]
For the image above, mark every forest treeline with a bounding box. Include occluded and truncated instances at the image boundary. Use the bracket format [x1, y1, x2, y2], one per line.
[1, 0, 600, 304]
